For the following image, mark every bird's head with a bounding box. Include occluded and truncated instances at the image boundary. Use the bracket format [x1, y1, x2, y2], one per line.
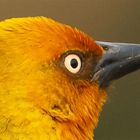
[0, 17, 140, 140]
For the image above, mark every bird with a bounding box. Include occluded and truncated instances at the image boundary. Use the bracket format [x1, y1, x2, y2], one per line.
[0, 17, 140, 140]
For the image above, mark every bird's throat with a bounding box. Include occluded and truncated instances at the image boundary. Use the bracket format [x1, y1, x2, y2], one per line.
[57, 120, 95, 140]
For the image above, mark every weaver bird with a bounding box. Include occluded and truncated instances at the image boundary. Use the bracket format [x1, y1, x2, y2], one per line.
[0, 17, 140, 140]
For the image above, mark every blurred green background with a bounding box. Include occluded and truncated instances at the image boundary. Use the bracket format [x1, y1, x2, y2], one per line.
[0, 0, 140, 139]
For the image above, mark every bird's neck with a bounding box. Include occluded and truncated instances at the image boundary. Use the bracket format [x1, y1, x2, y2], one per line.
[57, 120, 95, 140]
[0, 93, 105, 140]
[0, 105, 94, 140]
[55, 88, 107, 140]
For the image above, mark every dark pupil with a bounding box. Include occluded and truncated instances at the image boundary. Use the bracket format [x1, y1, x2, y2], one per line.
[70, 59, 78, 68]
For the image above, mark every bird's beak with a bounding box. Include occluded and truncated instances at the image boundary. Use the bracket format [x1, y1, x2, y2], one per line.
[93, 41, 140, 88]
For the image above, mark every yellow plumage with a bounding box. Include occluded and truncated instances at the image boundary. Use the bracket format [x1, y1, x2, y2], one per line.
[0, 17, 106, 140]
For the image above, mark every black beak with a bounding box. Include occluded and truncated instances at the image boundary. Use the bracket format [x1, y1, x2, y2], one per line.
[93, 41, 140, 88]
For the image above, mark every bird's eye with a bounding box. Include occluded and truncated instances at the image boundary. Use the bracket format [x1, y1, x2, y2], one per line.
[64, 54, 82, 74]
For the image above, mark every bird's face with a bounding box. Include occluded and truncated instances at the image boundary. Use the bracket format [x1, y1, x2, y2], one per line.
[0, 17, 107, 139]
[24, 18, 106, 129]
[0, 17, 140, 140]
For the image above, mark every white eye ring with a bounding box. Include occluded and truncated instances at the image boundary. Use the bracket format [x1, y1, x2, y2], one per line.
[64, 54, 82, 74]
